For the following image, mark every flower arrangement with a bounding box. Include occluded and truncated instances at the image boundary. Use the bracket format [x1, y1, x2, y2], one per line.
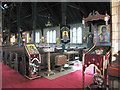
[93, 73, 104, 88]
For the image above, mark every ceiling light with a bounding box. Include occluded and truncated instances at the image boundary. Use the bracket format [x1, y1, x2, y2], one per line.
[1, 4, 8, 10]
[45, 14, 53, 27]
[45, 20, 52, 27]
[4, 4, 8, 9]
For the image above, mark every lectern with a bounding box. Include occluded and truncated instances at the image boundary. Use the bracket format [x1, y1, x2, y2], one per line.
[24, 43, 41, 80]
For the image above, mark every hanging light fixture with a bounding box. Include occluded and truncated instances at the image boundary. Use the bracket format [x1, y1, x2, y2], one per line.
[4, 4, 8, 9]
[45, 14, 53, 27]
[1, 3, 8, 9]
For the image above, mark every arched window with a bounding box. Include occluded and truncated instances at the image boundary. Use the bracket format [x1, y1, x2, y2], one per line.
[35, 32, 40, 43]
[47, 31, 49, 43]
[47, 30, 56, 43]
[77, 27, 82, 43]
[73, 28, 77, 43]
[70, 27, 82, 44]
[27, 33, 29, 43]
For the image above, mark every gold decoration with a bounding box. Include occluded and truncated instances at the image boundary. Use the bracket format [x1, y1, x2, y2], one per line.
[88, 62, 91, 64]
[85, 65, 87, 67]
[93, 58, 95, 61]
[97, 63, 99, 65]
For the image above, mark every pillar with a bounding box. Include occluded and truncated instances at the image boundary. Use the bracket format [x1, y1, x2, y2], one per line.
[111, 1, 120, 61]
[61, 2, 67, 51]
[8, 9, 11, 46]
[32, 2, 37, 44]
[61, 2, 67, 25]
[17, 3, 22, 47]
[8, 29, 11, 46]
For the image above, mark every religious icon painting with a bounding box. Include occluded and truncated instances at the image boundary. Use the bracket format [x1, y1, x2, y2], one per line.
[60, 25, 70, 44]
[95, 25, 111, 46]
[26, 44, 39, 55]
[98, 25, 110, 42]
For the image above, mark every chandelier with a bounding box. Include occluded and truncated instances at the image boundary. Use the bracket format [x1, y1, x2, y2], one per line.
[45, 14, 53, 27]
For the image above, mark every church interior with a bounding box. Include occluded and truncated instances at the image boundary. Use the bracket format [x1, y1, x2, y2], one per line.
[0, 1, 120, 89]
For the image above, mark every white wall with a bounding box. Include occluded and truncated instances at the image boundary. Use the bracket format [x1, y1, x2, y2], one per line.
[112, 1, 120, 61]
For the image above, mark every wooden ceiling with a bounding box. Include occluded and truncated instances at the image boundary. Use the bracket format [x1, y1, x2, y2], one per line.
[2, 2, 111, 33]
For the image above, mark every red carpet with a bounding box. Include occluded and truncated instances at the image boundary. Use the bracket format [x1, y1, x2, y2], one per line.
[2, 62, 93, 88]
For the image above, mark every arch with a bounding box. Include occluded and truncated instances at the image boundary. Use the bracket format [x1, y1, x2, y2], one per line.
[83, 64, 103, 78]
[31, 58, 40, 63]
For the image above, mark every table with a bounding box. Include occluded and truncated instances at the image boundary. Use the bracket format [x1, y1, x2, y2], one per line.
[43, 48, 55, 76]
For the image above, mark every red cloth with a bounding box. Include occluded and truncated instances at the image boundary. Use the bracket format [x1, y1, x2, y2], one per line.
[84, 54, 104, 71]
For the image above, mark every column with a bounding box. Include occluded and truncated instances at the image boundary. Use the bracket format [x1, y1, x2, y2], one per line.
[2, 9, 5, 45]
[8, 7, 11, 46]
[61, 2, 67, 25]
[17, 3, 21, 47]
[111, 1, 120, 61]
[32, 2, 37, 44]
[61, 2, 67, 51]
[8, 29, 11, 46]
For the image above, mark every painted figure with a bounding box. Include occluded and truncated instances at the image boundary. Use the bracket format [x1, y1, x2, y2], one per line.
[99, 26, 109, 42]
[30, 46, 35, 54]
[63, 31, 68, 39]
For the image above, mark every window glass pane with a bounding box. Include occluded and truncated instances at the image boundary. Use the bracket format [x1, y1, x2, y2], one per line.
[70, 29, 73, 43]
[35, 32, 37, 43]
[77, 27, 82, 43]
[50, 31, 52, 43]
[38, 32, 40, 43]
[47, 31, 49, 43]
[73, 28, 76, 43]
[27, 33, 29, 43]
[53, 30, 54, 43]
[53, 30, 56, 43]
[36, 32, 40, 43]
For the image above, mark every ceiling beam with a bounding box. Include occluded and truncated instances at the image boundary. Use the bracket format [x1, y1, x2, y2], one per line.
[12, 3, 60, 24]
[44, 3, 60, 24]
[67, 2, 88, 17]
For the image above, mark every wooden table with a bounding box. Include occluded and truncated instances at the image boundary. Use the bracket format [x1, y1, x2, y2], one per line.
[43, 48, 55, 76]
